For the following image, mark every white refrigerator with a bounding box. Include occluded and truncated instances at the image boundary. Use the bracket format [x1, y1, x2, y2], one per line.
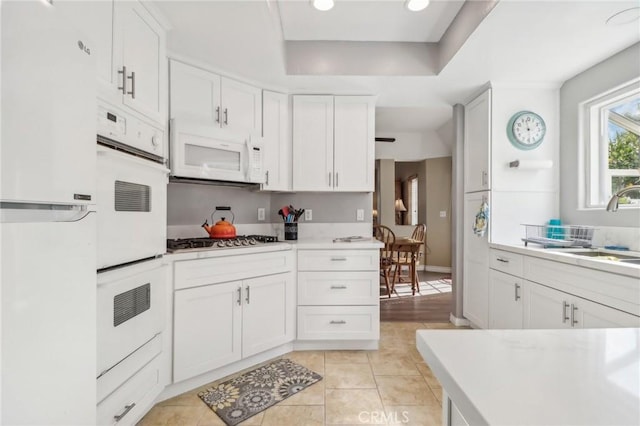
[1, 1, 97, 424]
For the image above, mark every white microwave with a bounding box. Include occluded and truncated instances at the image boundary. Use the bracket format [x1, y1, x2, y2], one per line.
[170, 119, 264, 185]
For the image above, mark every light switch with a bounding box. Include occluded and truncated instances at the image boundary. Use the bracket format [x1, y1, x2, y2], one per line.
[305, 209, 312, 221]
[356, 209, 364, 221]
[257, 208, 265, 221]
[440, 210, 447, 218]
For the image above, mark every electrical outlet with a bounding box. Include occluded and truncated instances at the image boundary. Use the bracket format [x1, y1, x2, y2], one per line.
[305, 209, 312, 221]
[257, 208, 265, 221]
[440, 210, 447, 218]
[356, 209, 364, 221]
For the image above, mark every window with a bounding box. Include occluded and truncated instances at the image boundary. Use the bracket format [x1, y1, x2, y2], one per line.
[583, 79, 640, 208]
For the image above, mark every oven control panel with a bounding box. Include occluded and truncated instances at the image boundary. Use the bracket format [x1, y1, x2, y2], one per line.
[97, 101, 164, 158]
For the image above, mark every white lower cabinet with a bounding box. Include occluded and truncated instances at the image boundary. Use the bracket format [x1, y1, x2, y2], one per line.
[173, 271, 294, 383]
[488, 269, 523, 329]
[297, 248, 380, 341]
[488, 248, 640, 330]
[172, 250, 295, 383]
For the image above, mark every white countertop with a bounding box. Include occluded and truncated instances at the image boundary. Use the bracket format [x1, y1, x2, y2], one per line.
[288, 237, 383, 249]
[490, 243, 640, 278]
[416, 328, 640, 426]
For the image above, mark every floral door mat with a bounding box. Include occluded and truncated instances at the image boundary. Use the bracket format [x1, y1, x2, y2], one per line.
[198, 358, 322, 426]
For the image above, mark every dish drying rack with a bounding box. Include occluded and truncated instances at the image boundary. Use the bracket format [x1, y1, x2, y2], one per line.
[521, 224, 596, 248]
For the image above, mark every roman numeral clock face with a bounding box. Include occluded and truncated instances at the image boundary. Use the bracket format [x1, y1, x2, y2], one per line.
[507, 111, 546, 150]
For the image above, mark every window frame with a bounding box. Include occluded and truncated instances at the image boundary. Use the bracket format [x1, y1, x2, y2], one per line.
[581, 78, 640, 209]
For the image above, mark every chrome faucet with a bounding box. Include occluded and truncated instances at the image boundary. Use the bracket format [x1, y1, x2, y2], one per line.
[606, 185, 640, 212]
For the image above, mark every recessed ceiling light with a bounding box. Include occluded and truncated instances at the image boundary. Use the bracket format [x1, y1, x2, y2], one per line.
[405, 0, 430, 12]
[311, 0, 334, 12]
[606, 7, 640, 26]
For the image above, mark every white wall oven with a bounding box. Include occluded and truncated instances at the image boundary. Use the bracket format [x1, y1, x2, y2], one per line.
[96, 145, 169, 270]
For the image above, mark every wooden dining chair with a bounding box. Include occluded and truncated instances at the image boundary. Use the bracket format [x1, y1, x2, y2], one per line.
[393, 224, 426, 292]
[373, 225, 396, 298]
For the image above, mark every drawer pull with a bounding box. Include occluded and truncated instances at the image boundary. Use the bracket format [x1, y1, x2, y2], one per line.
[496, 257, 509, 263]
[330, 320, 346, 325]
[571, 304, 579, 326]
[330, 257, 347, 261]
[514, 283, 521, 301]
[114, 403, 136, 422]
[330, 285, 347, 289]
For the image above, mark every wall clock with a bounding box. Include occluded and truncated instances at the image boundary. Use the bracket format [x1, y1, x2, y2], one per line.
[507, 111, 546, 150]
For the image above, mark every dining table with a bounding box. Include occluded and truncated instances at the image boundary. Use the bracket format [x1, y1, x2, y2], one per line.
[391, 237, 424, 295]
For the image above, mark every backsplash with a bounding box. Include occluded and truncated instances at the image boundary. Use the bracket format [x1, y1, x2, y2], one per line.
[591, 226, 640, 252]
[168, 182, 373, 226]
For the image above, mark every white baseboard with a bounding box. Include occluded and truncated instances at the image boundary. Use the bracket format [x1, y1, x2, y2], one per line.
[449, 313, 470, 327]
[424, 265, 452, 273]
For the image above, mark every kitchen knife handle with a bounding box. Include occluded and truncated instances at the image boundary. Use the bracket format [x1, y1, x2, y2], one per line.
[245, 285, 250, 304]
[118, 66, 127, 95]
[127, 71, 135, 99]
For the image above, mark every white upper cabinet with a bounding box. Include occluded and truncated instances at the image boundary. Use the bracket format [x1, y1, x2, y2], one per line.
[114, 1, 165, 125]
[262, 91, 291, 191]
[334, 96, 376, 192]
[169, 60, 262, 135]
[464, 88, 491, 193]
[56, 0, 167, 127]
[292, 95, 375, 192]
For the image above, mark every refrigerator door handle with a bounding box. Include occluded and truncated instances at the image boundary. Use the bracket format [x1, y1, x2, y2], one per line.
[0, 203, 95, 223]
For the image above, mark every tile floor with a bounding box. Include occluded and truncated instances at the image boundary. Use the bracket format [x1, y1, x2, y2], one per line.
[138, 322, 466, 426]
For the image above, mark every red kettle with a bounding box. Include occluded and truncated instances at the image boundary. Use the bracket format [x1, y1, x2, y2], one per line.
[202, 206, 237, 239]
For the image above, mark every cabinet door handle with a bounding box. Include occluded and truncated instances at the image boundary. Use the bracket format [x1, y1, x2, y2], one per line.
[215, 106, 220, 123]
[330, 320, 346, 325]
[496, 257, 509, 263]
[127, 71, 136, 99]
[482, 171, 488, 187]
[114, 403, 136, 422]
[223, 108, 228, 125]
[514, 283, 521, 301]
[330, 285, 347, 289]
[562, 301, 570, 323]
[328, 172, 332, 187]
[335, 172, 339, 187]
[571, 304, 578, 327]
[265, 170, 269, 185]
[245, 285, 251, 304]
[330, 257, 347, 261]
[117, 66, 127, 95]
[237, 287, 242, 306]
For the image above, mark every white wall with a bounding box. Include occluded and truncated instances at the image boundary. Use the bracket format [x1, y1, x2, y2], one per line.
[375, 131, 451, 161]
[559, 42, 640, 228]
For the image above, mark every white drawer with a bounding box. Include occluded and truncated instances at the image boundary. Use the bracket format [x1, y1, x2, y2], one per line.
[489, 249, 524, 276]
[298, 249, 379, 272]
[97, 355, 163, 426]
[298, 271, 379, 306]
[174, 250, 294, 290]
[97, 334, 162, 404]
[297, 306, 379, 340]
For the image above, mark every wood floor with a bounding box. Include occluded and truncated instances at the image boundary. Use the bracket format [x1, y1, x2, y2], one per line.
[380, 271, 453, 322]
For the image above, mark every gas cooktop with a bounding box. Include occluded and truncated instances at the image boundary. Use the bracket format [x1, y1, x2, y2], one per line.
[167, 235, 279, 252]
